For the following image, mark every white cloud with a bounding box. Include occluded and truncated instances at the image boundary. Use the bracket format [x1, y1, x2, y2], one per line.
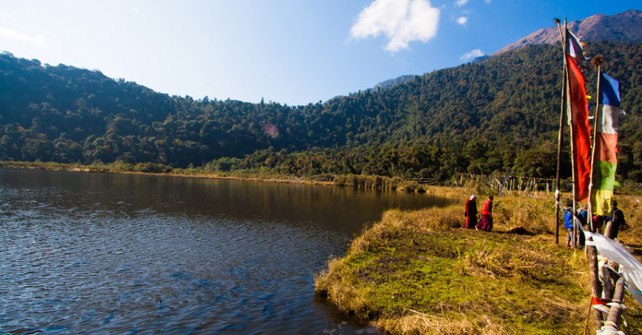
[456, 16, 468, 25]
[455, 0, 469, 7]
[351, 0, 440, 52]
[0, 26, 45, 46]
[460, 48, 484, 61]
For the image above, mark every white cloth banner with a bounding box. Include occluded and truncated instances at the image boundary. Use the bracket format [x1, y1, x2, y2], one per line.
[584, 231, 642, 305]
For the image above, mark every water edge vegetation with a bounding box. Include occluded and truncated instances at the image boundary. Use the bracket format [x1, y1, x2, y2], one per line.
[314, 191, 642, 334]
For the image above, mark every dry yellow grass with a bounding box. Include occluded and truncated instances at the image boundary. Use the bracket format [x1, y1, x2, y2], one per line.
[315, 189, 642, 335]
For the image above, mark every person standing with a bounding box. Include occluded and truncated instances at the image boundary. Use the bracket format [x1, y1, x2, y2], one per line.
[605, 200, 626, 239]
[577, 204, 588, 227]
[564, 204, 575, 247]
[464, 195, 477, 229]
[575, 204, 588, 248]
[475, 195, 494, 231]
[593, 215, 606, 234]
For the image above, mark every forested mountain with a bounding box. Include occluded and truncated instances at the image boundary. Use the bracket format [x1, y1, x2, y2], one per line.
[1, 40, 641, 181]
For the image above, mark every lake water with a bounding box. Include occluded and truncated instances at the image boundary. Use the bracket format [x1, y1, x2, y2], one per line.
[0, 168, 450, 334]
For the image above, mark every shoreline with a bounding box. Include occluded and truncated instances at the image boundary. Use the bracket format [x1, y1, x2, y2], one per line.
[0, 160, 336, 187]
[314, 192, 642, 334]
[0, 160, 445, 193]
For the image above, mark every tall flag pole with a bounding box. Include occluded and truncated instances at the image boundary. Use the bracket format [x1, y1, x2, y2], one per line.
[565, 54, 578, 247]
[564, 24, 592, 248]
[554, 18, 566, 244]
[554, 18, 566, 245]
[586, 60, 628, 332]
[588, 56, 604, 232]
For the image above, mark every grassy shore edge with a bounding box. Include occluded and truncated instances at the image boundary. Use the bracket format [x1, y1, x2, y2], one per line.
[314, 193, 642, 335]
[0, 160, 437, 191]
[0, 160, 337, 186]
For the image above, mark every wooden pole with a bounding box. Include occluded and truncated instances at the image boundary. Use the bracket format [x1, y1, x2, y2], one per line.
[604, 276, 625, 332]
[587, 241, 605, 328]
[500, 168, 510, 196]
[555, 18, 567, 245]
[588, 56, 604, 233]
[600, 260, 613, 301]
[563, 19, 579, 248]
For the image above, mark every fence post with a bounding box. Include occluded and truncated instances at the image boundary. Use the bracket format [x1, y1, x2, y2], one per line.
[587, 240, 605, 329]
[602, 276, 625, 333]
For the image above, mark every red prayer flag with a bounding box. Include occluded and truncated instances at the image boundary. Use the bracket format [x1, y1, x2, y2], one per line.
[565, 54, 591, 202]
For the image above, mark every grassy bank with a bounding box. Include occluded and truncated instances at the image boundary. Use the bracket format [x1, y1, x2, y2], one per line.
[0, 160, 332, 185]
[0, 160, 433, 190]
[315, 191, 642, 334]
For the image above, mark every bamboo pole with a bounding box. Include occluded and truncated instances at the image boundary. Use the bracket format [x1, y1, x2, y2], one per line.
[600, 260, 613, 301]
[603, 276, 625, 332]
[589, 56, 604, 233]
[587, 241, 605, 328]
[500, 168, 510, 196]
[554, 18, 567, 245]
[563, 19, 579, 248]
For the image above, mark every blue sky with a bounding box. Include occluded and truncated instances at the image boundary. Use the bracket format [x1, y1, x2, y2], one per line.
[0, 0, 637, 105]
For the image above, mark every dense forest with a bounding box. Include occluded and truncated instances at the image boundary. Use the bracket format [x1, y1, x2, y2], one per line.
[1, 41, 641, 182]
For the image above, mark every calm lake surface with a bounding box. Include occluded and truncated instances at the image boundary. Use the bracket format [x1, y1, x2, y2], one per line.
[0, 168, 451, 334]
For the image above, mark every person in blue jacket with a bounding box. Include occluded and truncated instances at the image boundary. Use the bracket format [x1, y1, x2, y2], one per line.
[564, 203, 575, 247]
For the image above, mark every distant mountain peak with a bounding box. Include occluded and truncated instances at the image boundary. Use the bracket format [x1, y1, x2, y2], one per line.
[373, 75, 418, 90]
[495, 9, 642, 55]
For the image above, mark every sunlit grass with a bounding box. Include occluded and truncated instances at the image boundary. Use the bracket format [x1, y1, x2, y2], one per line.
[315, 190, 642, 335]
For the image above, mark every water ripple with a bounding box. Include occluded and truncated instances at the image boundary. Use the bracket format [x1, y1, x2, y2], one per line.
[0, 169, 439, 334]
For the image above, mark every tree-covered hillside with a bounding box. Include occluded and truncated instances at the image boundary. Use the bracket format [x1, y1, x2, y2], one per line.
[1, 41, 641, 181]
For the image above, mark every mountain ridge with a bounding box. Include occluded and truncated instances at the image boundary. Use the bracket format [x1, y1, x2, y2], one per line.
[381, 10, 642, 92]
[495, 9, 642, 54]
[1, 10, 641, 182]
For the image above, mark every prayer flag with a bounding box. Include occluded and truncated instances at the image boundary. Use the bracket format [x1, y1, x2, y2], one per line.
[566, 29, 585, 64]
[600, 73, 622, 108]
[565, 54, 591, 202]
[592, 73, 621, 215]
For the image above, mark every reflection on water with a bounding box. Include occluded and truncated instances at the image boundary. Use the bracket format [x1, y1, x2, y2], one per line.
[0, 168, 451, 334]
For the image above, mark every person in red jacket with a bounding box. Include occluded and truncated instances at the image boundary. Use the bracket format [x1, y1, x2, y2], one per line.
[464, 195, 477, 229]
[475, 195, 494, 231]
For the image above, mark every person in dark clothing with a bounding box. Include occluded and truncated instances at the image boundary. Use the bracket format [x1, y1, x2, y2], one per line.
[464, 195, 477, 229]
[576, 204, 587, 248]
[577, 204, 588, 227]
[605, 200, 626, 239]
[593, 215, 606, 234]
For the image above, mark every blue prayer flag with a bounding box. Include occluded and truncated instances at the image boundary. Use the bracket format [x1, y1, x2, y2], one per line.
[600, 73, 621, 108]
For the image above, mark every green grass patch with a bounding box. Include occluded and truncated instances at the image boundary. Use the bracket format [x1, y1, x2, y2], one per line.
[315, 200, 603, 334]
